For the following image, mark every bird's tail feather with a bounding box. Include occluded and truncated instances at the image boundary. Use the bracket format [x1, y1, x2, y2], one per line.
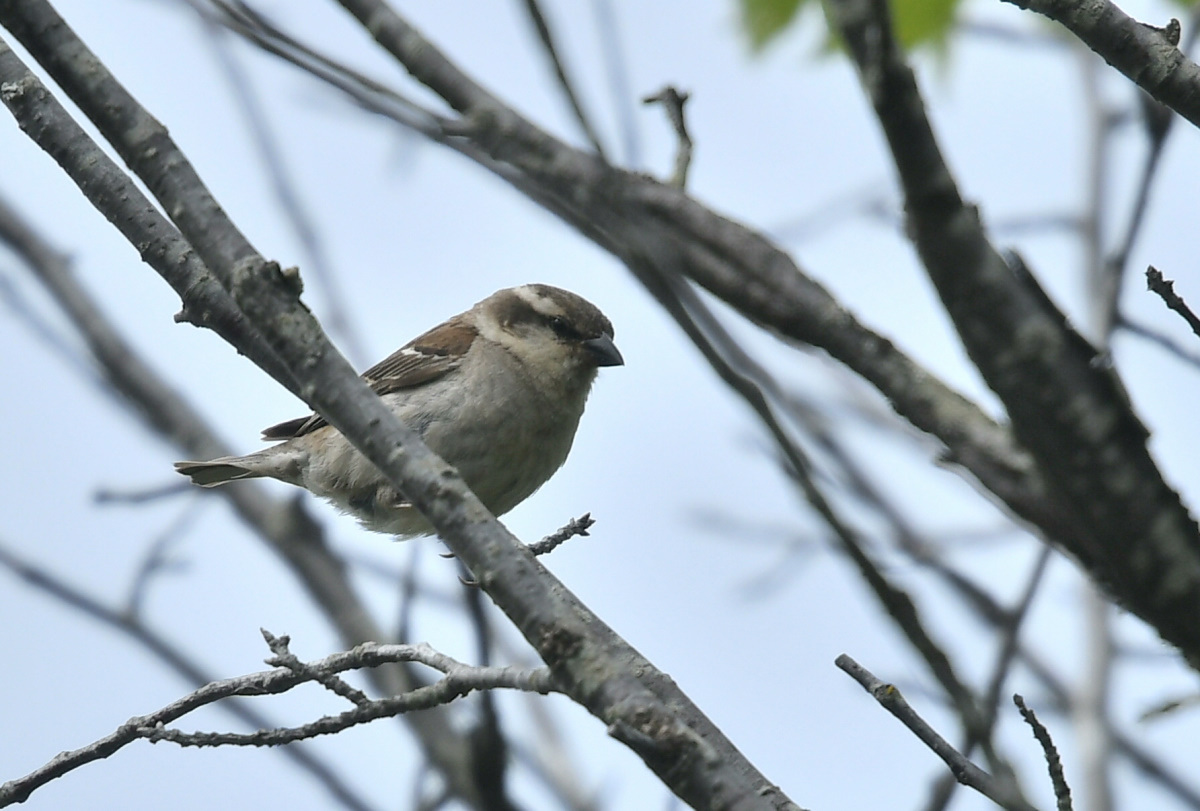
[174, 459, 262, 487]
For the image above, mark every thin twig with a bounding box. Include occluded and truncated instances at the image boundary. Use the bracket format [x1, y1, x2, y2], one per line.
[527, 514, 595, 556]
[93, 482, 194, 504]
[1014, 694, 1074, 811]
[1146, 266, 1200, 340]
[983, 549, 1054, 711]
[835, 655, 1038, 811]
[195, 13, 370, 365]
[197, 0, 452, 139]
[926, 546, 1053, 811]
[395, 541, 424, 643]
[621, 253, 1014, 779]
[138, 644, 555, 748]
[0, 637, 555, 804]
[124, 499, 203, 620]
[1119, 315, 1200, 371]
[591, 0, 640, 166]
[905, 539, 1200, 809]
[642, 86, 692, 188]
[0, 540, 379, 811]
[1139, 691, 1200, 721]
[520, 0, 608, 158]
[460, 581, 510, 804]
[262, 630, 371, 706]
[0, 268, 98, 384]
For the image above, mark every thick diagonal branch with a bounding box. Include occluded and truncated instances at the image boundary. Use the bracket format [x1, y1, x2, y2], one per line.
[828, 0, 1200, 661]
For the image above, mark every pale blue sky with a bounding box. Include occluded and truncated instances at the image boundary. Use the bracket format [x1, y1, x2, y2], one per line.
[3, 1, 1200, 809]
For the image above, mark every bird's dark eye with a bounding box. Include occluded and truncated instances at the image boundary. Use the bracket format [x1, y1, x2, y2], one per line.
[547, 315, 579, 339]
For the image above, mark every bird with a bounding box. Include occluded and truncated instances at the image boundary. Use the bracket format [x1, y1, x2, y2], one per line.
[175, 284, 622, 537]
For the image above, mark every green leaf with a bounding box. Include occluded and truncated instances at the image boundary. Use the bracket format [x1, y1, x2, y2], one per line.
[892, 0, 959, 50]
[739, 0, 813, 51]
[737, 0, 962, 54]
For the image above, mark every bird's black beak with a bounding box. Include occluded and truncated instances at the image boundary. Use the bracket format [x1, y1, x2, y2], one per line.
[583, 334, 624, 367]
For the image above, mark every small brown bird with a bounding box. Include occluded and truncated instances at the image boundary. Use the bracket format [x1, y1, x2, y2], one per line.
[175, 284, 622, 537]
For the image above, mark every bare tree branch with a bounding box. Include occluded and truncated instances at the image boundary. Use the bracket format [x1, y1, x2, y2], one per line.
[1014, 695, 1074, 811]
[0, 539, 379, 811]
[1001, 0, 1200, 130]
[0, 636, 553, 807]
[1119, 315, 1200, 371]
[925, 546, 1053, 811]
[519, 0, 608, 158]
[827, 0, 1200, 665]
[192, 9, 371, 365]
[902, 537, 1200, 809]
[835, 655, 1039, 811]
[589, 0, 639, 166]
[1077, 48, 1119, 811]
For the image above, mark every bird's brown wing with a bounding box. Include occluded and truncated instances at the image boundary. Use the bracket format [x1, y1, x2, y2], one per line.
[260, 318, 474, 440]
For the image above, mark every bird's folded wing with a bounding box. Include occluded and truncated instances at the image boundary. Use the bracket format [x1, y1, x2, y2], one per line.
[259, 328, 469, 440]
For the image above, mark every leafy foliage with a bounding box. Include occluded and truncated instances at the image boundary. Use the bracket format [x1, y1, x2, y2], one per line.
[739, 0, 807, 51]
[738, 0, 962, 52]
